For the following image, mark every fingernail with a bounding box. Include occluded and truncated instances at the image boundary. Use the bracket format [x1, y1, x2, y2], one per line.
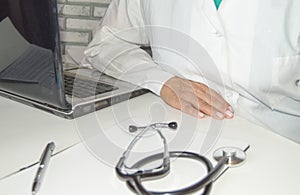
[228, 106, 234, 113]
[216, 112, 224, 119]
[198, 112, 205, 118]
[225, 110, 234, 118]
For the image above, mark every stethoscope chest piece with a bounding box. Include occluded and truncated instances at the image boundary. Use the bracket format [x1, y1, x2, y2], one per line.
[213, 147, 246, 167]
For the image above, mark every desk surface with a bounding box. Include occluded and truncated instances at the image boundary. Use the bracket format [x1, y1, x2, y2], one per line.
[0, 93, 299, 195]
[0, 96, 80, 178]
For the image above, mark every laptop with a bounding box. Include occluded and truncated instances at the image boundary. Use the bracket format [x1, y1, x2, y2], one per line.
[0, 0, 148, 119]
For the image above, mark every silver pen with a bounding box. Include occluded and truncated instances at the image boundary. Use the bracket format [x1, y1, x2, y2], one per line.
[32, 142, 55, 195]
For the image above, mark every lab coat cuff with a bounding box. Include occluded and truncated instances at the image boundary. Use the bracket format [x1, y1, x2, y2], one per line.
[142, 70, 174, 96]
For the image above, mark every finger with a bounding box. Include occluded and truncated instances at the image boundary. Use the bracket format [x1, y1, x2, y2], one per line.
[192, 82, 228, 109]
[179, 91, 223, 119]
[160, 83, 205, 119]
[192, 83, 234, 118]
[194, 98, 226, 120]
[207, 89, 234, 119]
[180, 101, 205, 119]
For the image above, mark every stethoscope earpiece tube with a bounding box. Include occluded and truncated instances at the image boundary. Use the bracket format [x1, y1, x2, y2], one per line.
[129, 122, 178, 132]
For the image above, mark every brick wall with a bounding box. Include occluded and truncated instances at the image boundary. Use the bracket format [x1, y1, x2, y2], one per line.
[57, 0, 111, 58]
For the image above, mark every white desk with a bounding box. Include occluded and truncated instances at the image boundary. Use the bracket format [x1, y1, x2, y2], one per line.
[0, 97, 80, 178]
[0, 93, 299, 195]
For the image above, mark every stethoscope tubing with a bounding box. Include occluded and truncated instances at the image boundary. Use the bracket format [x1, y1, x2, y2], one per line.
[124, 151, 227, 195]
[115, 122, 236, 195]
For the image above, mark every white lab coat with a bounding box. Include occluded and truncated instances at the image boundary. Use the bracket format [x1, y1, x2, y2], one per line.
[84, 0, 300, 143]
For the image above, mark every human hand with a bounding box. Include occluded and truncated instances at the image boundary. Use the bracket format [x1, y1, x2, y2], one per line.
[160, 76, 234, 120]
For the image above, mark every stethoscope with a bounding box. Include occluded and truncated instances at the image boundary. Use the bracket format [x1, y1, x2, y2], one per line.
[116, 122, 247, 195]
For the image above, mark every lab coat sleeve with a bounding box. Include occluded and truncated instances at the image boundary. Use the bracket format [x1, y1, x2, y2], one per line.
[84, 0, 174, 95]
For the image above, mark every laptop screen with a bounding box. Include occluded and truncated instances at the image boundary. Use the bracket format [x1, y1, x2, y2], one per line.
[0, 0, 69, 110]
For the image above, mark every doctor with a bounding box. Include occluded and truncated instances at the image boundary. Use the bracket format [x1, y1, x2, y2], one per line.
[84, 0, 300, 143]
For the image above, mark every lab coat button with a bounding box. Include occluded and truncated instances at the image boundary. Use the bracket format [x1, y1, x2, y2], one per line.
[213, 30, 223, 37]
[296, 79, 300, 87]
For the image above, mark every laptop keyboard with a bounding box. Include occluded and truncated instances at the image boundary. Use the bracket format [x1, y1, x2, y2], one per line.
[64, 73, 118, 98]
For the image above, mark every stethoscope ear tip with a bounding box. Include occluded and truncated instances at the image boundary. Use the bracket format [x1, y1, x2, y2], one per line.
[129, 125, 138, 132]
[168, 122, 178, 129]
